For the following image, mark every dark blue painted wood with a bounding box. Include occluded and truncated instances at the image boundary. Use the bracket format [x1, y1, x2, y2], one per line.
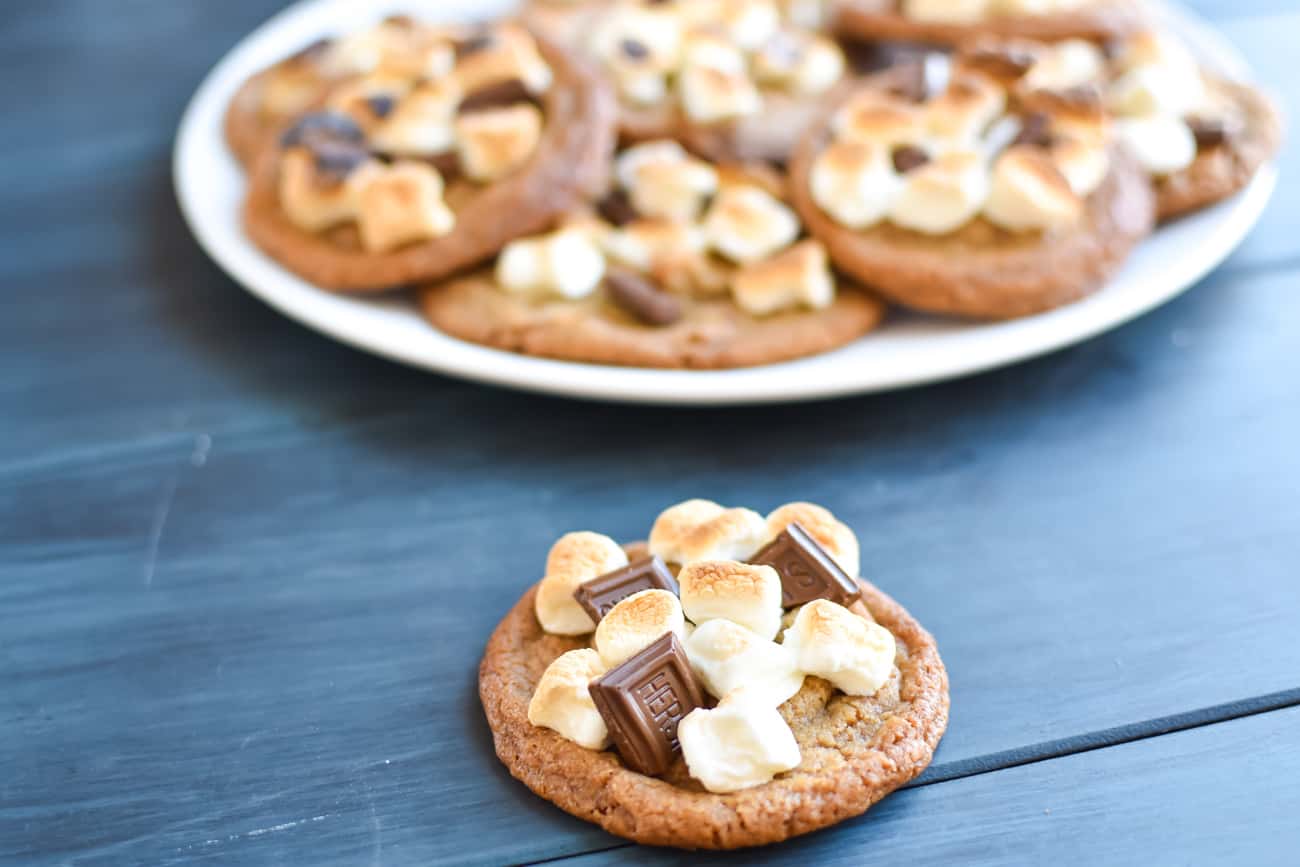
[558, 705, 1300, 866]
[1, 2, 1298, 865]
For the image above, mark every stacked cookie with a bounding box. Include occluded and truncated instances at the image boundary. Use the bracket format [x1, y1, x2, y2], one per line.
[481, 499, 949, 848]
[227, 2, 1279, 365]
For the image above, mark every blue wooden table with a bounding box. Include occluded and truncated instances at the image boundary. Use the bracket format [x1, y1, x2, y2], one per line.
[2, 2, 1298, 864]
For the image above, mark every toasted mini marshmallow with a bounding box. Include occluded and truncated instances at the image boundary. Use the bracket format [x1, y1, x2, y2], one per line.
[678, 560, 784, 640]
[615, 142, 719, 222]
[527, 648, 609, 749]
[591, 6, 682, 105]
[454, 104, 543, 182]
[780, 0, 833, 30]
[534, 531, 628, 635]
[369, 77, 461, 157]
[648, 500, 769, 566]
[496, 227, 608, 300]
[983, 146, 1082, 232]
[810, 140, 899, 229]
[717, 0, 781, 51]
[326, 72, 415, 131]
[678, 63, 762, 124]
[681, 29, 749, 75]
[753, 30, 845, 95]
[686, 619, 805, 705]
[355, 161, 455, 252]
[321, 25, 390, 77]
[1115, 115, 1197, 176]
[927, 74, 1006, 145]
[888, 148, 989, 235]
[730, 240, 834, 316]
[261, 59, 329, 118]
[455, 24, 553, 96]
[993, 0, 1086, 13]
[782, 599, 896, 695]
[678, 690, 801, 793]
[903, 0, 992, 24]
[702, 185, 800, 265]
[1050, 135, 1109, 197]
[1118, 30, 1201, 80]
[765, 502, 860, 579]
[594, 589, 687, 668]
[278, 147, 376, 232]
[603, 218, 708, 274]
[1109, 64, 1206, 120]
[834, 94, 926, 147]
[1022, 40, 1105, 93]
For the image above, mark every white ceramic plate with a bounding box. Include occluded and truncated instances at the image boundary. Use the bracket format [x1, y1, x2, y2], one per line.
[175, 0, 1276, 405]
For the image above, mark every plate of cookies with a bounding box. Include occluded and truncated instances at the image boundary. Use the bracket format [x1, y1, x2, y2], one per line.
[175, 0, 1280, 404]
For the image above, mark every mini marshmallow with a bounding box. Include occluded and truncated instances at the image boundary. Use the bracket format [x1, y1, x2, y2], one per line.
[681, 30, 749, 75]
[678, 63, 762, 124]
[454, 104, 543, 182]
[368, 77, 460, 157]
[1050, 135, 1109, 197]
[326, 72, 414, 130]
[984, 146, 1082, 232]
[752, 30, 845, 95]
[678, 560, 784, 640]
[602, 218, 708, 275]
[678, 690, 801, 793]
[834, 95, 926, 147]
[888, 148, 990, 235]
[717, 0, 781, 51]
[455, 24, 553, 96]
[926, 74, 1007, 145]
[703, 185, 800, 265]
[903, 0, 992, 24]
[686, 619, 805, 705]
[1118, 31, 1201, 81]
[594, 589, 687, 668]
[782, 599, 896, 696]
[1108, 64, 1206, 120]
[765, 502, 860, 579]
[591, 6, 682, 105]
[780, 0, 833, 30]
[730, 240, 834, 316]
[616, 143, 719, 222]
[355, 161, 456, 252]
[496, 226, 607, 300]
[278, 148, 376, 232]
[810, 140, 899, 229]
[648, 500, 769, 565]
[993, 0, 1086, 13]
[1022, 40, 1105, 93]
[261, 61, 329, 118]
[527, 648, 609, 749]
[321, 25, 390, 77]
[1115, 115, 1197, 176]
[534, 531, 628, 635]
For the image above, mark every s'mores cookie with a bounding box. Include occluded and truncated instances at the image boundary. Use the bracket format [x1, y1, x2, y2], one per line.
[239, 20, 618, 292]
[789, 46, 1155, 318]
[834, 0, 1144, 49]
[418, 140, 886, 368]
[525, 0, 854, 163]
[480, 499, 949, 849]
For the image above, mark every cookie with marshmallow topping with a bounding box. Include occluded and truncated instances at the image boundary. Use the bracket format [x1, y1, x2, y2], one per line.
[835, 0, 1144, 50]
[241, 19, 618, 292]
[790, 53, 1155, 319]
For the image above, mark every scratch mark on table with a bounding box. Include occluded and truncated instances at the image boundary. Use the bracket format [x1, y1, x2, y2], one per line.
[182, 814, 331, 851]
[142, 471, 179, 587]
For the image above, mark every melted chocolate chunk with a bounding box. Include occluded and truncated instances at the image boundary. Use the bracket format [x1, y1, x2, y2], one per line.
[750, 522, 861, 609]
[588, 633, 706, 776]
[892, 144, 930, 173]
[884, 60, 929, 103]
[458, 79, 535, 113]
[1013, 111, 1054, 149]
[573, 556, 679, 624]
[1187, 116, 1230, 149]
[604, 269, 683, 327]
[456, 30, 494, 58]
[365, 94, 397, 119]
[280, 111, 365, 150]
[620, 38, 649, 61]
[596, 189, 639, 226]
[312, 140, 370, 177]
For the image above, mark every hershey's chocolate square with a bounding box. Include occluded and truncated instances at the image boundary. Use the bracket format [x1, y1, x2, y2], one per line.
[588, 632, 704, 776]
[573, 556, 679, 624]
[751, 522, 861, 608]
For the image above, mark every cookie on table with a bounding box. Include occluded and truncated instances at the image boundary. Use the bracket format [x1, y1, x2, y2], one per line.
[1102, 31, 1281, 221]
[241, 20, 617, 292]
[480, 500, 949, 849]
[833, 0, 1144, 48]
[524, 0, 854, 163]
[419, 142, 886, 368]
[789, 43, 1155, 319]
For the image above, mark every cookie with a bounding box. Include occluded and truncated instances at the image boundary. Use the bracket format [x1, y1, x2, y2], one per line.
[479, 501, 949, 849]
[833, 0, 1144, 48]
[524, 0, 854, 163]
[1100, 33, 1281, 221]
[242, 25, 617, 292]
[417, 144, 886, 368]
[788, 55, 1154, 319]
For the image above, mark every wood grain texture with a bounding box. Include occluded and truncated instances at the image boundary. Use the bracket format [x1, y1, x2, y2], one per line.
[556, 705, 1300, 866]
[1, 1, 1298, 865]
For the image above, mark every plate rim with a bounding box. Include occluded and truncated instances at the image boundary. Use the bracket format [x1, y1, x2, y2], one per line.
[173, 0, 1278, 406]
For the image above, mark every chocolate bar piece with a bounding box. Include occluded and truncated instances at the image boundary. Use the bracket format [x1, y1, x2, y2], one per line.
[751, 522, 861, 608]
[588, 632, 704, 776]
[573, 556, 679, 624]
